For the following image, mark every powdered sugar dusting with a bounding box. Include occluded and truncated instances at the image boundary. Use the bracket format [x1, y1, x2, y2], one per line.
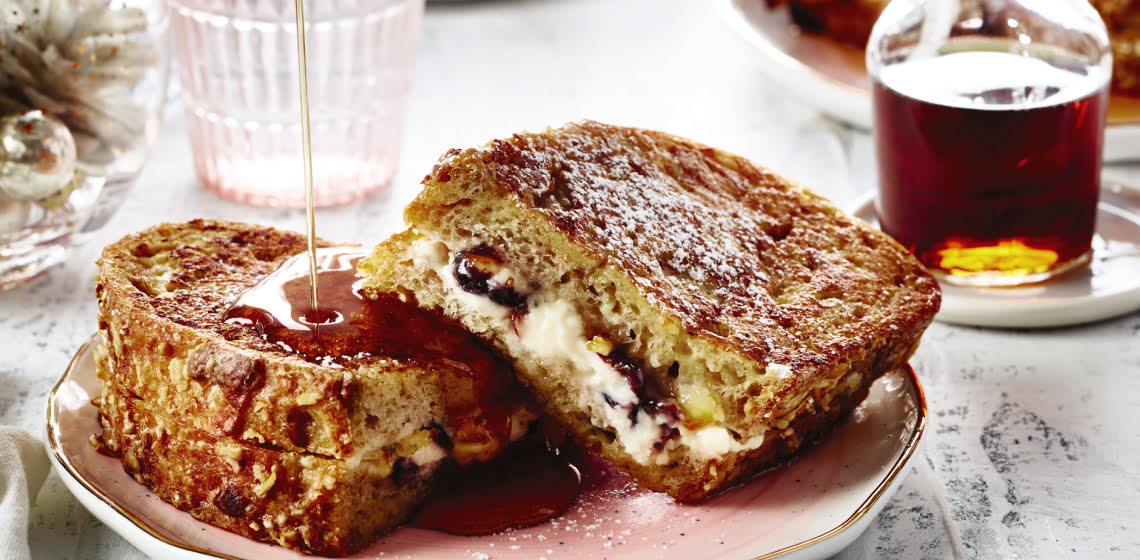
[549, 151, 760, 293]
[469, 121, 939, 370]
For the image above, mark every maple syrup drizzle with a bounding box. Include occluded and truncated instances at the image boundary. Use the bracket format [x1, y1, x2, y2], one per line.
[224, 248, 372, 359]
[227, 2, 584, 536]
[294, 0, 320, 318]
[223, 248, 526, 463]
[223, 249, 505, 366]
[224, 250, 584, 535]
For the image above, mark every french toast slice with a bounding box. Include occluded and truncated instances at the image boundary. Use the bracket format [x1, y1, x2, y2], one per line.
[360, 121, 941, 502]
[95, 220, 542, 555]
[96, 378, 435, 556]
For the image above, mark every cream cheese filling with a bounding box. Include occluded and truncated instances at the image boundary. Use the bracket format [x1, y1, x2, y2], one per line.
[412, 237, 771, 465]
[343, 403, 538, 478]
[411, 239, 516, 322]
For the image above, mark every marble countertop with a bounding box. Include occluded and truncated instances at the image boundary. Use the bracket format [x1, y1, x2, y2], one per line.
[2, 0, 1138, 558]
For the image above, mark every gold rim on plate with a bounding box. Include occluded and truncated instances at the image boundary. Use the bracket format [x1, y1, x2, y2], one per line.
[46, 334, 928, 560]
[46, 334, 245, 560]
[753, 364, 927, 560]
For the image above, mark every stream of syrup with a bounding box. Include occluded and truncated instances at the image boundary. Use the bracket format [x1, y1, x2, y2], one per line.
[229, 3, 581, 537]
[294, 0, 320, 318]
[224, 249, 582, 534]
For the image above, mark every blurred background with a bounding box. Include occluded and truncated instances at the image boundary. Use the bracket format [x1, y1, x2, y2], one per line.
[144, 0, 879, 244]
[7, 1, 1139, 559]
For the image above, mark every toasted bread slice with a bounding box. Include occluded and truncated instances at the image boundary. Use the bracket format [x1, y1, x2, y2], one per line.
[360, 121, 941, 502]
[97, 374, 434, 556]
[95, 220, 541, 555]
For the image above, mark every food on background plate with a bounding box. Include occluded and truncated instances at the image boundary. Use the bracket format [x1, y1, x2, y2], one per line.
[93, 220, 548, 556]
[765, 0, 887, 48]
[360, 120, 942, 502]
[769, 0, 1140, 96]
[1092, 0, 1140, 95]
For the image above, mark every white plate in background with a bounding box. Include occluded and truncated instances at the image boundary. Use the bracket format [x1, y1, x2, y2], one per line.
[718, 0, 1140, 162]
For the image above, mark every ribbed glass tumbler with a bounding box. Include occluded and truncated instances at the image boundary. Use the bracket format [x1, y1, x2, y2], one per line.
[169, 0, 424, 207]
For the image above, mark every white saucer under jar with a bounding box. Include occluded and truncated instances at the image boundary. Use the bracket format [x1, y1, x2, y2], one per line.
[850, 181, 1140, 328]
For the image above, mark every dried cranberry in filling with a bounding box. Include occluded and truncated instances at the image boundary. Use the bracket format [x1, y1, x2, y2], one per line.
[452, 244, 527, 308]
[511, 304, 528, 336]
[599, 350, 688, 431]
[629, 399, 680, 427]
[627, 405, 641, 426]
[641, 400, 681, 422]
[599, 353, 645, 395]
[653, 426, 681, 451]
[452, 245, 500, 295]
[489, 285, 527, 308]
[392, 457, 420, 487]
[427, 421, 454, 451]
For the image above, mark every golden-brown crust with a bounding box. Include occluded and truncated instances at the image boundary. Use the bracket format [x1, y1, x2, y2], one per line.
[98, 384, 432, 557]
[411, 121, 940, 392]
[371, 121, 940, 502]
[95, 220, 372, 458]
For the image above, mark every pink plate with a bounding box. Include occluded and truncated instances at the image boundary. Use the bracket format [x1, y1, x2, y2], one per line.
[47, 335, 926, 560]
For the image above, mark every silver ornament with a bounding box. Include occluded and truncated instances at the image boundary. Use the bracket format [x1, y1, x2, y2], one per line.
[0, 110, 79, 203]
[0, 198, 32, 236]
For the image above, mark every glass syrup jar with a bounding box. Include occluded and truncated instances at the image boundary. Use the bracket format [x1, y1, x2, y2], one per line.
[867, 0, 1111, 287]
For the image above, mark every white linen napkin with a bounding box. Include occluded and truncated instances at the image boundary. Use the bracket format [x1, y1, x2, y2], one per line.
[0, 426, 50, 560]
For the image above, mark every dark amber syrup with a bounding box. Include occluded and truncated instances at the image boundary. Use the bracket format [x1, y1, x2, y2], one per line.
[226, 248, 370, 358]
[225, 250, 582, 534]
[225, 249, 519, 440]
[872, 50, 1107, 283]
[245, 1, 582, 536]
[412, 420, 580, 535]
